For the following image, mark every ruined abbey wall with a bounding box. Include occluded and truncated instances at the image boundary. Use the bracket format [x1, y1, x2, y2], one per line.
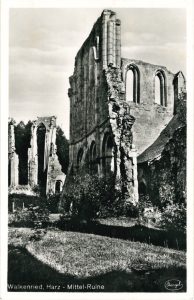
[68, 10, 139, 205]
[67, 9, 186, 207]
[121, 59, 176, 155]
[8, 116, 65, 195]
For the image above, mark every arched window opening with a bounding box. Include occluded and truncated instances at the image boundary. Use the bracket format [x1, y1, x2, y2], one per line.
[102, 134, 115, 176]
[155, 75, 161, 105]
[90, 141, 98, 174]
[155, 71, 167, 107]
[37, 123, 47, 192]
[77, 148, 84, 170]
[126, 69, 134, 102]
[126, 65, 140, 104]
[173, 71, 186, 114]
[55, 180, 62, 193]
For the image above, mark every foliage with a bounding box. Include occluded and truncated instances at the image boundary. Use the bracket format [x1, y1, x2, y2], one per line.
[158, 183, 176, 207]
[160, 203, 186, 234]
[8, 193, 60, 214]
[46, 193, 61, 213]
[56, 126, 69, 174]
[60, 174, 140, 221]
[14, 120, 32, 185]
[123, 202, 139, 218]
[10, 205, 49, 228]
[9, 194, 47, 210]
[63, 174, 114, 219]
[138, 194, 162, 226]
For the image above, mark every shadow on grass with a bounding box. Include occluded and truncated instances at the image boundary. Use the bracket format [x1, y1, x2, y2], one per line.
[8, 246, 186, 292]
[56, 219, 186, 250]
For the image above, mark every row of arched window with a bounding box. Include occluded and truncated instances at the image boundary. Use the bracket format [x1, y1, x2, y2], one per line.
[125, 65, 167, 107]
[76, 133, 114, 176]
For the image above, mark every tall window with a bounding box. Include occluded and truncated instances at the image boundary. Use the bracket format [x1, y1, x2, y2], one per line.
[155, 70, 167, 106]
[126, 65, 140, 104]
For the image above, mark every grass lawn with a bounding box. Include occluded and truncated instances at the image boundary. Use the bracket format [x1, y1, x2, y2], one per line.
[9, 227, 186, 282]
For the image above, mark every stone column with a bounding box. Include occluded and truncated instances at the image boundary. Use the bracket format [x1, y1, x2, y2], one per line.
[8, 123, 19, 187]
[128, 145, 139, 205]
[111, 14, 116, 67]
[102, 10, 111, 69]
[115, 19, 121, 68]
[10, 152, 19, 187]
[107, 20, 114, 66]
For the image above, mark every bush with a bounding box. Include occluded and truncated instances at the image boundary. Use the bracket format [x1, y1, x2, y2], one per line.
[46, 193, 61, 213]
[123, 202, 139, 218]
[10, 205, 49, 228]
[160, 203, 186, 234]
[138, 194, 162, 226]
[9, 193, 61, 214]
[8, 194, 48, 211]
[60, 174, 126, 221]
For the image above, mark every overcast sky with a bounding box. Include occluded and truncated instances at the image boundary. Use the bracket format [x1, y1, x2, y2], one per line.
[9, 8, 186, 138]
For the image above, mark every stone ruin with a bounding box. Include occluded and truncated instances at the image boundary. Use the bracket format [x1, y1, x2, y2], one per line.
[8, 116, 65, 195]
[65, 9, 186, 206]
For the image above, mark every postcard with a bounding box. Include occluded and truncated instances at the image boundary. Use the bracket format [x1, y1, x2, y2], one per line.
[0, 0, 193, 299]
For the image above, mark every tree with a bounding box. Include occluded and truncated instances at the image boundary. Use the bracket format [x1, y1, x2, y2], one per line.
[56, 126, 69, 174]
[14, 120, 32, 184]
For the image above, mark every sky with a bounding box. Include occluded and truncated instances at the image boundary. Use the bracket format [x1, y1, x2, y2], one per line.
[9, 8, 186, 138]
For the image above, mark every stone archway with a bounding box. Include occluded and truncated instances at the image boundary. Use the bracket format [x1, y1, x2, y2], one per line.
[154, 70, 167, 107]
[126, 64, 140, 104]
[28, 116, 65, 195]
[102, 133, 115, 176]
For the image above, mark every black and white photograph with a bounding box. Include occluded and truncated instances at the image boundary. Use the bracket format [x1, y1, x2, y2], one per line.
[0, 0, 194, 299]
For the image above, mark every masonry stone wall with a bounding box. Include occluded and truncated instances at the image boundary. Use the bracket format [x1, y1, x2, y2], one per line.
[64, 9, 186, 209]
[121, 59, 175, 155]
[67, 9, 138, 205]
[9, 116, 65, 195]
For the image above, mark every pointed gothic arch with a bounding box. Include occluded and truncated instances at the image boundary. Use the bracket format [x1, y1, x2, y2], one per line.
[154, 70, 167, 107]
[102, 133, 115, 176]
[126, 64, 140, 104]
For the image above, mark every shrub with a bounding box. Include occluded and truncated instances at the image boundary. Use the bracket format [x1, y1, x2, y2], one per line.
[138, 194, 162, 226]
[160, 203, 186, 234]
[46, 193, 61, 213]
[8, 193, 61, 214]
[60, 174, 125, 221]
[10, 205, 49, 228]
[158, 183, 176, 207]
[8, 194, 48, 211]
[123, 202, 139, 218]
